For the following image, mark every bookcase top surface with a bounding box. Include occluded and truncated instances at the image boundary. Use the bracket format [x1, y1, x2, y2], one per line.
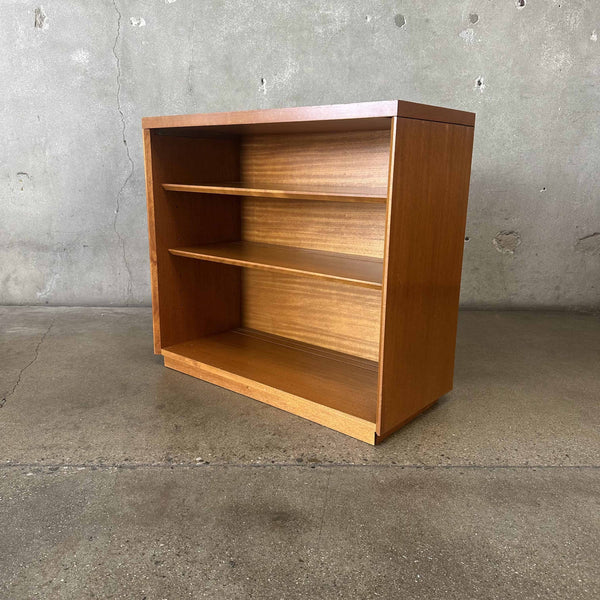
[142, 100, 475, 131]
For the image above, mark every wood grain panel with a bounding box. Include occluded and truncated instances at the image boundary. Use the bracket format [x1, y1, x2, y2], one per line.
[143, 133, 242, 351]
[243, 271, 381, 361]
[169, 241, 382, 289]
[241, 130, 390, 188]
[163, 351, 376, 444]
[162, 328, 378, 422]
[243, 197, 386, 258]
[162, 182, 386, 203]
[377, 117, 475, 438]
[152, 119, 393, 137]
[396, 100, 475, 127]
[143, 100, 398, 130]
[142, 99, 474, 130]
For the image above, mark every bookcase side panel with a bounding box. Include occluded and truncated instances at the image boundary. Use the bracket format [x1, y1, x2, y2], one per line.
[143, 129, 162, 353]
[146, 132, 242, 349]
[377, 117, 475, 437]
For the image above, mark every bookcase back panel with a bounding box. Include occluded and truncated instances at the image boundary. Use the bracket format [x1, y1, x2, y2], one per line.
[240, 129, 391, 188]
[242, 270, 381, 361]
[242, 198, 386, 258]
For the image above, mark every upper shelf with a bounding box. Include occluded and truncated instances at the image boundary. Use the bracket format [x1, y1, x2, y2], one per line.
[169, 241, 383, 289]
[162, 182, 387, 204]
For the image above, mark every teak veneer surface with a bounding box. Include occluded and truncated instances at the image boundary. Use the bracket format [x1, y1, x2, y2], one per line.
[143, 132, 242, 352]
[376, 117, 475, 437]
[142, 100, 475, 130]
[162, 328, 378, 423]
[242, 271, 381, 361]
[169, 241, 383, 289]
[143, 100, 475, 444]
[240, 130, 390, 189]
[162, 182, 387, 204]
[242, 197, 386, 258]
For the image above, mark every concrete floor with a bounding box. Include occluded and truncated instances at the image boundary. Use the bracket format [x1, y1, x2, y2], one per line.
[0, 308, 599, 598]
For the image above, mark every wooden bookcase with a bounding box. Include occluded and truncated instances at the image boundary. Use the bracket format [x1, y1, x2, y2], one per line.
[142, 100, 475, 444]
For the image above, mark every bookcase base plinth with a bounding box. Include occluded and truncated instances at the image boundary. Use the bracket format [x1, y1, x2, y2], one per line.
[163, 353, 377, 444]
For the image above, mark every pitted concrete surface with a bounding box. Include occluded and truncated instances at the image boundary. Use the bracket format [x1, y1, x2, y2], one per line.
[0, 307, 599, 598]
[1, 2, 600, 308]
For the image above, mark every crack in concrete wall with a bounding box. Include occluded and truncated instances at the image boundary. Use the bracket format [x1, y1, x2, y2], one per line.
[186, 5, 197, 97]
[111, 0, 135, 305]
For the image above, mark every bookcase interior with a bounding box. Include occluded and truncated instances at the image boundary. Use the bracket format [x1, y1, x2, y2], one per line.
[148, 123, 391, 426]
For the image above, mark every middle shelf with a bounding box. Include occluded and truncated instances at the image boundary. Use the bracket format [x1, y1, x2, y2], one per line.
[169, 241, 383, 289]
[162, 182, 388, 204]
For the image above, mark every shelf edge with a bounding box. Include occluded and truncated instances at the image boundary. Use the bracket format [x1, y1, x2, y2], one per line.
[162, 183, 387, 204]
[168, 245, 383, 290]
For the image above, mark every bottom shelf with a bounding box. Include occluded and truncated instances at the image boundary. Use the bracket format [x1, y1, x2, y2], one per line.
[161, 328, 378, 442]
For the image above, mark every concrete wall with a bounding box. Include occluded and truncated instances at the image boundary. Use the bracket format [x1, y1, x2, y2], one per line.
[1, 0, 599, 308]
